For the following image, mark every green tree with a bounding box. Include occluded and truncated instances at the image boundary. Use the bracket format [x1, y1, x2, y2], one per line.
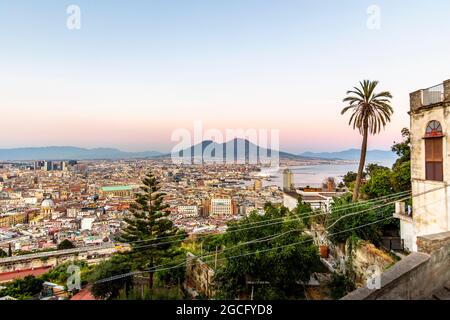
[391, 128, 411, 192]
[391, 160, 411, 193]
[57, 239, 76, 250]
[0, 276, 44, 300]
[329, 273, 355, 299]
[326, 194, 395, 245]
[89, 254, 134, 299]
[343, 171, 357, 189]
[118, 172, 186, 289]
[215, 204, 322, 300]
[0, 249, 7, 258]
[392, 128, 411, 168]
[361, 166, 393, 199]
[294, 195, 314, 228]
[41, 261, 91, 287]
[365, 163, 389, 177]
[341, 80, 393, 201]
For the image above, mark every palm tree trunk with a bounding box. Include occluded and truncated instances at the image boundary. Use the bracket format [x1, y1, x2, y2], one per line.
[353, 124, 369, 202]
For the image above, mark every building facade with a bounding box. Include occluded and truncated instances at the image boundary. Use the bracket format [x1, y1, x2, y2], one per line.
[209, 197, 236, 216]
[282, 168, 294, 192]
[395, 79, 450, 252]
[100, 185, 135, 198]
[178, 205, 199, 217]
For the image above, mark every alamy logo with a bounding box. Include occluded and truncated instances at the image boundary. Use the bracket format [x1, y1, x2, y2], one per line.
[367, 5, 381, 30]
[366, 265, 382, 290]
[66, 264, 81, 291]
[66, 5, 81, 30]
[171, 121, 280, 168]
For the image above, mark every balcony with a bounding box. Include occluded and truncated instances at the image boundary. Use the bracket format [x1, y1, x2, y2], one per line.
[410, 80, 450, 112]
[393, 201, 413, 222]
[422, 83, 444, 106]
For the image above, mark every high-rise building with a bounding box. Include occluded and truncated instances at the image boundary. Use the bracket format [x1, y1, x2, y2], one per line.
[42, 161, 53, 171]
[283, 168, 294, 192]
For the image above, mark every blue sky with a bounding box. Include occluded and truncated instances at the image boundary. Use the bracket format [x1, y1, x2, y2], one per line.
[1, 1, 450, 152]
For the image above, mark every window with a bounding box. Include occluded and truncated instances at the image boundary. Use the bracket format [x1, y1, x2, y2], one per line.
[425, 120, 443, 137]
[425, 121, 443, 181]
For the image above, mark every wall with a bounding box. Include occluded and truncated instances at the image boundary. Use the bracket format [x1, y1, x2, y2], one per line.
[309, 224, 394, 283]
[283, 193, 298, 211]
[350, 241, 395, 286]
[185, 253, 215, 298]
[342, 231, 450, 300]
[408, 81, 450, 251]
[0, 245, 115, 273]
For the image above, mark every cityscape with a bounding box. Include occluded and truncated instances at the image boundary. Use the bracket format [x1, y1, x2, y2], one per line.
[1, 0, 450, 314]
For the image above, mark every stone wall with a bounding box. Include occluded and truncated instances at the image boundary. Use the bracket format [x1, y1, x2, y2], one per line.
[342, 231, 450, 300]
[185, 253, 215, 298]
[350, 241, 395, 286]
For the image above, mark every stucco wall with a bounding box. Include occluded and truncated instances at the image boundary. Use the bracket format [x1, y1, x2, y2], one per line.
[408, 88, 450, 251]
[342, 231, 450, 300]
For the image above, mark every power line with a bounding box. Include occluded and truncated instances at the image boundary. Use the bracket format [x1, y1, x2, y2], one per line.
[118, 190, 411, 246]
[94, 186, 449, 285]
[94, 216, 395, 284]
[129, 196, 402, 251]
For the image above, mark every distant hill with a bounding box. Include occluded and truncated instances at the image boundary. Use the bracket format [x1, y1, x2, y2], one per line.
[299, 149, 397, 161]
[0, 144, 396, 163]
[169, 139, 324, 161]
[0, 147, 163, 161]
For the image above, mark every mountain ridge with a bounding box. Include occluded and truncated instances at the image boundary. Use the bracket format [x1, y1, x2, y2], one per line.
[0, 144, 395, 161]
[299, 149, 396, 161]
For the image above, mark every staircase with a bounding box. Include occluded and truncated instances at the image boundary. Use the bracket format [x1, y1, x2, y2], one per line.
[432, 282, 450, 300]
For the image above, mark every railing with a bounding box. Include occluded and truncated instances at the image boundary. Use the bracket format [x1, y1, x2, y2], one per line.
[422, 83, 444, 106]
[394, 201, 413, 219]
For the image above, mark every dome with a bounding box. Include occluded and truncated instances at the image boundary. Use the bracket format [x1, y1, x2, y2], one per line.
[41, 198, 55, 209]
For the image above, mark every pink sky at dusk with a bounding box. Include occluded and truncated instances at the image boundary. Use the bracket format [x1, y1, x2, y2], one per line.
[2, 1, 450, 154]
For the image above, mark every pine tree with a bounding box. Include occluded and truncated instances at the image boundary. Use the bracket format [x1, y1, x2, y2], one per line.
[119, 172, 186, 289]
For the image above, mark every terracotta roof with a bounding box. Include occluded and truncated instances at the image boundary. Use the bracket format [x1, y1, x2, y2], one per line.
[71, 286, 98, 300]
[0, 267, 52, 283]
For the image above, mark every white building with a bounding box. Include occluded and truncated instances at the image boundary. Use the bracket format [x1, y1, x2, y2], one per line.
[210, 198, 232, 216]
[283, 190, 339, 212]
[81, 217, 96, 231]
[178, 205, 199, 218]
[282, 168, 294, 192]
[395, 79, 450, 252]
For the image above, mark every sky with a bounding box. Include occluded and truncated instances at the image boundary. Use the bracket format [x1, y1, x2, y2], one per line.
[1, 0, 450, 153]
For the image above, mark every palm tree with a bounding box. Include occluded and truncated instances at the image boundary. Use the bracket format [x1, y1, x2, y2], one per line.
[341, 80, 393, 201]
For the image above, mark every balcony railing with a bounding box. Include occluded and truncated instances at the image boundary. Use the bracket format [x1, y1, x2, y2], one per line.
[394, 201, 413, 220]
[422, 83, 444, 106]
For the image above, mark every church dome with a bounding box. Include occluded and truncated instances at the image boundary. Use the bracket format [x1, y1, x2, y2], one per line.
[41, 198, 55, 209]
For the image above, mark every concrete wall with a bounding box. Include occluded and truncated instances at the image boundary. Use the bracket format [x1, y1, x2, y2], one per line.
[283, 193, 298, 211]
[342, 231, 450, 300]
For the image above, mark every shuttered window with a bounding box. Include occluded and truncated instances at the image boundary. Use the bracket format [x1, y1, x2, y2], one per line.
[425, 137, 443, 181]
